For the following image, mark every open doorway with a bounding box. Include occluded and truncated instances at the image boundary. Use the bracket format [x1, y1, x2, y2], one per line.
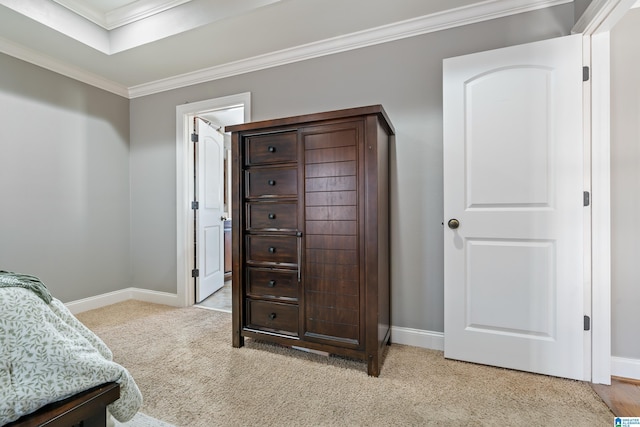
[175, 93, 251, 309]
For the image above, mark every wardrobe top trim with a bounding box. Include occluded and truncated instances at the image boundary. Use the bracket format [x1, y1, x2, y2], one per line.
[225, 104, 395, 135]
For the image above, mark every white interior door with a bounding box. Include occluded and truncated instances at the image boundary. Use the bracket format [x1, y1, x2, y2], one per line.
[195, 120, 225, 303]
[443, 34, 588, 380]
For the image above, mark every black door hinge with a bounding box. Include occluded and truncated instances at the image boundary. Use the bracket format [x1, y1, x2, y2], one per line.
[583, 191, 590, 207]
[583, 66, 590, 82]
[192, 269, 199, 278]
[584, 315, 591, 331]
[191, 132, 198, 142]
[192, 201, 199, 210]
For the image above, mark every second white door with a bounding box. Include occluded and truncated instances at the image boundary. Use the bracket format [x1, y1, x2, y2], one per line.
[443, 34, 588, 380]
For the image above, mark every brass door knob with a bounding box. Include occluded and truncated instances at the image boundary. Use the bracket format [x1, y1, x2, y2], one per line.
[448, 219, 460, 229]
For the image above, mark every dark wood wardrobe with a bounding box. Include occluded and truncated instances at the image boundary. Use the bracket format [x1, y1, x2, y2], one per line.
[227, 105, 394, 376]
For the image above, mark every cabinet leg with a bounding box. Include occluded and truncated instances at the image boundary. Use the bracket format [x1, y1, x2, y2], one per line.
[233, 332, 244, 348]
[367, 354, 380, 377]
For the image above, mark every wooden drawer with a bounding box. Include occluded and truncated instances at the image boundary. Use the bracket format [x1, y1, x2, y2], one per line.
[247, 267, 298, 300]
[246, 235, 297, 265]
[246, 300, 298, 336]
[245, 132, 297, 165]
[247, 202, 298, 230]
[246, 168, 297, 198]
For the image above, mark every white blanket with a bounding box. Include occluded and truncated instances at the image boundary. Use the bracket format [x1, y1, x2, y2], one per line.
[0, 287, 142, 424]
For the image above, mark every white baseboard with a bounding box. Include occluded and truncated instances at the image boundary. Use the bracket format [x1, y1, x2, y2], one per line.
[389, 328, 640, 383]
[391, 326, 444, 351]
[66, 292, 446, 352]
[65, 288, 180, 314]
[612, 356, 640, 381]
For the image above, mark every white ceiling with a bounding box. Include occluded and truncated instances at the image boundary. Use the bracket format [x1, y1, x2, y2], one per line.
[0, 0, 609, 98]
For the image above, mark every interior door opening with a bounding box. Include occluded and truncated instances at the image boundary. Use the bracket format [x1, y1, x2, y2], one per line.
[192, 107, 244, 310]
[175, 93, 251, 309]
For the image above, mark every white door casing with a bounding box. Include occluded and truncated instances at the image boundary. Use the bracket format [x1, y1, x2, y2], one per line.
[443, 35, 588, 380]
[571, 0, 639, 385]
[195, 119, 225, 302]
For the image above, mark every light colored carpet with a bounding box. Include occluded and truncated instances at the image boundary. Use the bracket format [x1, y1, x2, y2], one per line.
[76, 300, 613, 427]
[112, 412, 176, 427]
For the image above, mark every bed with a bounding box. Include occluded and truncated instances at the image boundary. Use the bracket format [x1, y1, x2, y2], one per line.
[0, 271, 142, 426]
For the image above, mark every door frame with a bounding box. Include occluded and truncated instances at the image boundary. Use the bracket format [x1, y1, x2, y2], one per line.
[175, 92, 251, 307]
[573, 0, 637, 384]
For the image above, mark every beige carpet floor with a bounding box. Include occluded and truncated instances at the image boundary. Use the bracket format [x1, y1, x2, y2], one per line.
[76, 300, 613, 427]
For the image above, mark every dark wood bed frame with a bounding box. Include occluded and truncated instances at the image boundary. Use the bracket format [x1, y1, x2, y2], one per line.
[6, 382, 120, 427]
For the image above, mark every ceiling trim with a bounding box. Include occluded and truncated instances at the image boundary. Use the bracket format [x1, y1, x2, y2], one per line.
[53, 0, 191, 30]
[0, 0, 572, 99]
[52, 0, 193, 30]
[0, 35, 129, 97]
[128, 0, 572, 98]
[108, 0, 192, 30]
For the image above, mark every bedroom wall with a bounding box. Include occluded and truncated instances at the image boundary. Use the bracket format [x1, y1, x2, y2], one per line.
[0, 53, 131, 303]
[129, 4, 574, 332]
[610, 8, 640, 361]
[574, 0, 593, 21]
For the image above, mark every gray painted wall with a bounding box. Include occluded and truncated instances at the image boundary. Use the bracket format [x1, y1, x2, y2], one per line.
[0, 53, 131, 302]
[574, 0, 593, 22]
[129, 5, 573, 332]
[611, 8, 640, 360]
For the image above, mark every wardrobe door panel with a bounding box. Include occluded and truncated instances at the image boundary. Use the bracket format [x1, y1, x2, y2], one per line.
[302, 121, 364, 347]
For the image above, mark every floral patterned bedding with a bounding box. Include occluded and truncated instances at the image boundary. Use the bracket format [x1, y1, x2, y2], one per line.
[0, 283, 143, 424]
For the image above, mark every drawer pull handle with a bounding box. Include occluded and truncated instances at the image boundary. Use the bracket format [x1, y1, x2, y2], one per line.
[268, 213, 276, 219]
[268, 146, 276, 152]
[268, 280, 276, 288]
[269, 312, 277, 320]
[269, 247, 276, 253]
[268, 180, 276, 186]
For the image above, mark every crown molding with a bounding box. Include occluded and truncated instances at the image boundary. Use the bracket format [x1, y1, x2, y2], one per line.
[0, 36, 129, 97]
[53, 0, 192, 30]
[1, 0, 572, 99]
[51, 0, 105, 27]
[129, 0, 572, 98]
[106, 0, 192, 30]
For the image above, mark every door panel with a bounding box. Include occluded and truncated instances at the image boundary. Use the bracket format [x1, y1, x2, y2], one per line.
[443, 34, 587, 380]
[301, 122, 364, 348]
[466, 67, 552, 207]
[196, 121, 225, 303]
[466, 239, 555, 338]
